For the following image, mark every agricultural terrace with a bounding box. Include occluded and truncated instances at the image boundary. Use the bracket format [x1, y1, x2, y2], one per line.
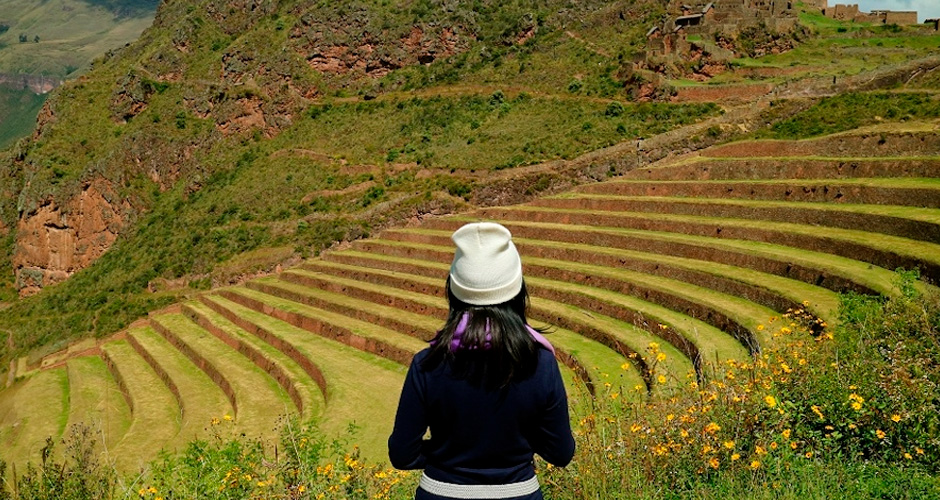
[2, 108, 938, 477]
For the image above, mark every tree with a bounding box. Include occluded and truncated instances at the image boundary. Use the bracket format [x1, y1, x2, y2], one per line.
[18, 33, 27, 43]
[34, 35, 40, 43]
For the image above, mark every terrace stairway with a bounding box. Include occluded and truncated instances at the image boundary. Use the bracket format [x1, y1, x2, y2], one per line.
[1, 127, 938, 466]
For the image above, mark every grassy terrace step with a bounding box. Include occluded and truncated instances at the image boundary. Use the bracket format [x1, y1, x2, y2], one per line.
[191, 293, 407, 462]
[63, 356, 130, 456]
[370, 229, 796, 339]
[252, 270, 601, 392]
[289, 262, 637, 391]
[315, 248, 699, 390]
[624, 157, 940, 181]
[298, 262, 637, 389]
[262, 271, 443, 341]
[330, 244, 839, 326]
[437, 210, 938, 293]
[0, 368, 67, 466]
[338, 235, 757, 364]
[576, 178, 940, 208]
[187, 299, 326, 417]
[360, 229, 837, 338]
[537, 194, 940, 244]
[416, 216, 903, 299]
[100, 340, 181, 470]
[181, 300, 314, 418]
[701, 134, 940, 158]
[216, 286, 425, 366]
[126, 326, 231, 444]
[150, 314, 294, 436]
[196, 296, 329, 402]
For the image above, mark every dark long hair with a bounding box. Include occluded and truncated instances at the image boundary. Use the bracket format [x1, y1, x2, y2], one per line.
[422, 278, 541, 389]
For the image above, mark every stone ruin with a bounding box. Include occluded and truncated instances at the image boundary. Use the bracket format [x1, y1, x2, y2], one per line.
[645, 0, 802, 61]
[822, 3, 919, 25]
[643, 0, 924, 77]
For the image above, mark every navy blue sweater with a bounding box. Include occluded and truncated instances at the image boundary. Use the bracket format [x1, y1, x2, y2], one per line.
[388, 347, 575, 497]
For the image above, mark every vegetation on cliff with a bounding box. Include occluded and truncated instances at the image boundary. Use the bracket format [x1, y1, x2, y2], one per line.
[3, 277, 938, 498]
[0, 0, 694, 365]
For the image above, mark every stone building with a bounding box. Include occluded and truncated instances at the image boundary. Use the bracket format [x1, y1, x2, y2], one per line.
[823, 3, 920, 25]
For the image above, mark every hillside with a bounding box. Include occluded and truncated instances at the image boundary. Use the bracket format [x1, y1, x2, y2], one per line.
[0, 0, 939, 481]
[0, 0, 686, 362]
[0, 0, 158, 148]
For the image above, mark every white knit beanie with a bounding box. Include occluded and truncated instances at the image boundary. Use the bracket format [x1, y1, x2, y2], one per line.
[449, 222, 523, 306]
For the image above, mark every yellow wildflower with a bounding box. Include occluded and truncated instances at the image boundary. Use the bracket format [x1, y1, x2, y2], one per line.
[891, 414, 901, 423]
[750, 460, 761, 470]
[764, 395, 777, 408]
[731, 453, 740, 462]
[811, 405, 825, 420]
[876, 429, 886, 440]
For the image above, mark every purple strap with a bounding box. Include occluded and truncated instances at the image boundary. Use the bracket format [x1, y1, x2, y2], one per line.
[526, 325, 555, 354]
[435, 313, 555, 354]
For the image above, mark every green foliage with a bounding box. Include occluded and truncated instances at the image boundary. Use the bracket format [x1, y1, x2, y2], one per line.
[289, 94, 718, 171]
[0, 88, 47, 150]
[759, 92, 940, 139]
[4, 424, 117, 500]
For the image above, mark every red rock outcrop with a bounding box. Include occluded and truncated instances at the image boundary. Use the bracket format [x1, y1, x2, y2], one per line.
[13, 179, 129, 296]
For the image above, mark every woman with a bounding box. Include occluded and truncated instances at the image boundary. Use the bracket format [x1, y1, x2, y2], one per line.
[388, 222, 575, 500]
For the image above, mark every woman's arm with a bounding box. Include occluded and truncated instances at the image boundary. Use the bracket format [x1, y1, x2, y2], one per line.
[532, 357, 576, 467]
[388, 356, 429, 470]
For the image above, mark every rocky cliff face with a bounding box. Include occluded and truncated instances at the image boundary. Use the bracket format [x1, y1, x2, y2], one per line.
[0, 73, 62, 94]
[14, 180, 128, 296]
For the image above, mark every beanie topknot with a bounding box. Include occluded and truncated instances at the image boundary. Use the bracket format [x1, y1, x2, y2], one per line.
[449, 222, 523, 306]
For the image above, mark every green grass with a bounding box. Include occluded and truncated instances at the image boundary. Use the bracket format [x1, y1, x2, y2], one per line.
[535, 295, 692, 391]
[720, 19, 940, 82]
[184, 300, 325, 421]
[490, 205, 940, 277]
[232, 283, 429, 354]
[341, 240, 842, 325]
[0, 86, 46, 149]
[529, 256, 776, 343]
[565, 193, 940, 225]
[546, 326, 644, 391]
[442, 216, 909, 296]
[63, 356, 131, 456]
[196, 293, 407, 462]
[0, 367, 67, 467]
[531, 275, 749, 363]
[151, 313, 294, 437]
[0, 0, 155, 78]
[100, 340, 181, 470]
[268, 271, 443, 334]
[274, 96, 719, 171]
[298, 258, 645, 392]
[128, 326, 232, 445]
[759, 92, 940, 139]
